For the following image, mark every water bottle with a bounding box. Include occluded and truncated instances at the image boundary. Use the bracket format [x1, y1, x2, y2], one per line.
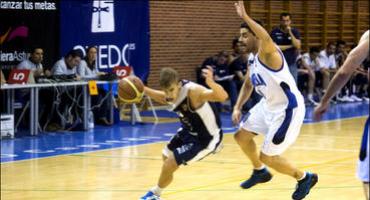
[88, 111, 94, 129]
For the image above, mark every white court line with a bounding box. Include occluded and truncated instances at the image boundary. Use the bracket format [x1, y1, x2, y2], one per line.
[298, 134, 361, 139]
[0, 141, 166, 164]
[304, 115, 368, 124]
[222, 143, 357, 152]
[290, 146, 357, 152]
[2, 115, 367, 164]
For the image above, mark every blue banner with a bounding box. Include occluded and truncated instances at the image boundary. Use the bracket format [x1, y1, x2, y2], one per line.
[60, 0, 149, 81]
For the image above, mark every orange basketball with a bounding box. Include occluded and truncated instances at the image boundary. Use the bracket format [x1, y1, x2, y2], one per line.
[118, 76, 144, 103]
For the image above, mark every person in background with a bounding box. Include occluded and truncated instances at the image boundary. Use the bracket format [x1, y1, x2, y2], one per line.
[77, 46, 111, 126]
[44, 49, 83, 131]
[319, 42, 337, 91]
[212, 51, 238, 111]
[0, 70, 5, 84]
[198, 51, 237, 112]
[334, 40, 356, 102]
[229, 39, 261, 112]
[77, 46, 105, 77]
[314, 30, 369, 200]
[52, 49, 82, 78]
[17, 46, 51, 80]
[271, 12, 301, 82]
[228, 37, 242, 65]
[297, 52, 318, 105]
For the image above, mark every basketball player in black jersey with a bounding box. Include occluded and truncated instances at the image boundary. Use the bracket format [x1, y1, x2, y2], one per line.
[140, 67, 228, 200]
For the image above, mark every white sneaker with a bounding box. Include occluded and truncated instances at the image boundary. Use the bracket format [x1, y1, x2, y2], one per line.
[350, 95, 363, 102]
[362, 97, 369, 102]
[336, 96, 346, 102]
[308, 97, 319, 106]
[342, 95, 355, 102]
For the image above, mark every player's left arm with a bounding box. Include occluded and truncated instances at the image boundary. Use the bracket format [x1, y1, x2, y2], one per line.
[194, 66, 228, 103]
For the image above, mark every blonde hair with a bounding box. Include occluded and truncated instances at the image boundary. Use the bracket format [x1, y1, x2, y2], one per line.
[159, 67, 179, 89]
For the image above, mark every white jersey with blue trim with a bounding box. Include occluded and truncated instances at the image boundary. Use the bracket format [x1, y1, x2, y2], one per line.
[249, 50, 304, 112]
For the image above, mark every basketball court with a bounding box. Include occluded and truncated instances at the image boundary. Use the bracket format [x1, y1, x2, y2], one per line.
[1, 102, 368, 200]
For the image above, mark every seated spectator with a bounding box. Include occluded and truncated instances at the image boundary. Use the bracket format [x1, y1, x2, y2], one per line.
[352, 64, 368, 102]
[17, 46, 48, 80]
[335, 40, 348, 67]
[319, 42, 337, 90]
[77, 46, 112, 126]
[228, 37, 241, 65]
[302, 47, 325, 99]
[297, 53, 317, 105]
[214, 52, 237, 111]
[52, 49, 82, 78]
[200, 51, 237, 112]
[43, 49, 83, 131]
[1, 70, 5, 84]
[1, 70, 6, 113]
[198, 50, 228, 86]
[77, 46, 105, 77]
[350, 43, 369, 102]
[14, 47, 46, 129]
[229, 41, 249, 88]
[229, 42, 261, 111]
[334, 40, 354, 102]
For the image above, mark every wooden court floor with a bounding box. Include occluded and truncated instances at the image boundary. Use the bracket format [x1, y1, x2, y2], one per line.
[1, 117, 367, 200]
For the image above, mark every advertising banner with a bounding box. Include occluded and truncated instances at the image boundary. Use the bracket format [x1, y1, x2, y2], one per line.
[0, 0, 59, 70]
[59, 0, 150, 81]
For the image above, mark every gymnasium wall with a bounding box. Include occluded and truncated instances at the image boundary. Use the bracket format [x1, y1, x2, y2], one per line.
[148, 0, 369, 88]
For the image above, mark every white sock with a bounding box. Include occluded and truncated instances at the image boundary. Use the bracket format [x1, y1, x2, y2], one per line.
[298, 172, 307, 181]
[150, 185, 163, 196]
[308, 94, 313, 99]
[255, 165, 266, 170]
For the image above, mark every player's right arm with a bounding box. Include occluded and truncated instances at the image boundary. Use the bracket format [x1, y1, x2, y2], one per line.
[232, 68, 253, 125]
[144, 87, 168, 105]
[235, 1, 282, 70]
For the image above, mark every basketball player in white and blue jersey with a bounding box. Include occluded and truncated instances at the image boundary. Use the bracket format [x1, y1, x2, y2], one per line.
[140, 67, 228, 200]
[232, 2, 317, 199]
[315, 30, 369, 199]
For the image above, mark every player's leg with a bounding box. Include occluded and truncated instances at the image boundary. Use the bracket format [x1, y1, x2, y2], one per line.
[235, 102, 273, 189]
[235, 129, 273, 189]
[307, 69, 318, 105]
[320, 68, 330, 92]
[157, 153, 179, 188]
[363, 182, 369, 200]
[358, 118, 369, 200]
[140, 151, 179, 200]
[259, 153, 304, 179]
[262, 106, 318, 200]
[234, 129, 264, 169]
[140, 134, 182, 200]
